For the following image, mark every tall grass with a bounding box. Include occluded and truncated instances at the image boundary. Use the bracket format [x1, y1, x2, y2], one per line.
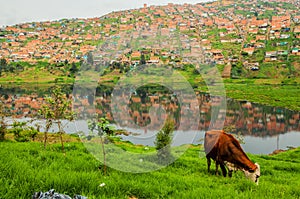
[0, 141, 300, 198]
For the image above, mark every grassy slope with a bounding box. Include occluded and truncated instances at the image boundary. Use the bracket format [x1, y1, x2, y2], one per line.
[224, 79, 300, 111]
[0, 141, 299, 199]
[0, 68, 74, 84]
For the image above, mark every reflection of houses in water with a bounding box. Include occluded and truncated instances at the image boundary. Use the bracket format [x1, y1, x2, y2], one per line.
[1, 89, 299, 137]
[88, 90, 299, 137]
[1, 94, 44, 118]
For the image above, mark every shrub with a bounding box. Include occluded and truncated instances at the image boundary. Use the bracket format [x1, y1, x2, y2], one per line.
[11, 122, 38, 142]
[0, 124, 7, 141]
[0, 100, 8, 141]
[155, 117, 175, 164]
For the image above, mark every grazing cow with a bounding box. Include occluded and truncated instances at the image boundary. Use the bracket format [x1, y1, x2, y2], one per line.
[204, 130, 260, 184]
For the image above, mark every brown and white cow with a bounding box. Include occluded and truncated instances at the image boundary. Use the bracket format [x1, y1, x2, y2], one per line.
[204, 130, 260, 184]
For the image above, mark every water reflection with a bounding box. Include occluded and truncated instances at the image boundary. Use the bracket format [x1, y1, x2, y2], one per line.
[1, 85, 299, 154]
[74, 87, 299, 137]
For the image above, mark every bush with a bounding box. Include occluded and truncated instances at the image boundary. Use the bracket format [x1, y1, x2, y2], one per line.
[0, 100, 8, 141]
[155, 118, 175, 164]
[0, 124, 7, 141]
[14, 128, 38, 142]
[11, 122, 38, 142]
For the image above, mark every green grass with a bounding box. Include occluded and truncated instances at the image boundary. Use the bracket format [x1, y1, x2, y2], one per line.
[0, 65, 74, 84]
[0, 141, 300, 198]
[224, 79, 300, 111]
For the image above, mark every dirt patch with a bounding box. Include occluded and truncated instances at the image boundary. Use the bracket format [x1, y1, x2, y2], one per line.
[292, 61, 300, 76]
[269, 149, 287, 155]
[269, 147, 296, 156]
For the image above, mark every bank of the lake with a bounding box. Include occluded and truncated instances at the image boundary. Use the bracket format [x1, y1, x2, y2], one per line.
[223, 78, 300, 111]
[0, 140, 300, 198]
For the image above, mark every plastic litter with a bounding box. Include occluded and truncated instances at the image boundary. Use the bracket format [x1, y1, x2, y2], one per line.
[32, 189, 87, 199]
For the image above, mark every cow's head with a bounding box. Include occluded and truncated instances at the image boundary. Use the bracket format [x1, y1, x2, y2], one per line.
[244, 163, 260, 185]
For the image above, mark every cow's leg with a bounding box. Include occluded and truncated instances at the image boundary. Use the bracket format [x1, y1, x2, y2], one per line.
[215, 160, 219, 176]
[206, 157, 211, 173]
[228, 169, 233, 178]
[220, 163, 227, 177]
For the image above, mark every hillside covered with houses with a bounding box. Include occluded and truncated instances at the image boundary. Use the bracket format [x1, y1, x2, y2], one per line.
[0, 0, 300, 79]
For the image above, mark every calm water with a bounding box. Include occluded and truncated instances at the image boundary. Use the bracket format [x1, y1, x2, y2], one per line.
[1, 85, 299, 154]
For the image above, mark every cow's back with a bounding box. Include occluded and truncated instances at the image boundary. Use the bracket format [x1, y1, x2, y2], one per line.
[204, 130, 223, 155]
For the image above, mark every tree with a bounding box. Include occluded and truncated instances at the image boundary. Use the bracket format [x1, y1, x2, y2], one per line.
[69, 62, 78, 75]
[8, 65, 15, 73]
[140, 53, 146, 65]
[0, 58, 7, 67]
[39, 87, 75, 153]
[16, 64, 24, 72]
[0, 99, 8, 141]
[155, 117, 175, 164]
[64, 59, 69, 65]
[0, 58, 7, 76]
[87, 52, 94, 65]
[88, 117, 114, 175]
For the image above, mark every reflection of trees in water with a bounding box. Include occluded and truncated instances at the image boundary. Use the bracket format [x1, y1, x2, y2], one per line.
[0, 84, 74, 118]
[225, 99, 299, 136]
[0, 84, 299, 137]
[0, 84, 73, 97]
[93, 88, 299, 137]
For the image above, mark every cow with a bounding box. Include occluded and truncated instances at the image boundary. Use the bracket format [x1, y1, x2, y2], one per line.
[204, 130, 260, 184]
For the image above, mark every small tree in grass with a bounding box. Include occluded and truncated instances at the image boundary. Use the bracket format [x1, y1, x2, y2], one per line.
[88, 117, 114, 175]
[0, 99, 8, 141]
[155, 117, 175, 164]
[39, 87, 75, 153]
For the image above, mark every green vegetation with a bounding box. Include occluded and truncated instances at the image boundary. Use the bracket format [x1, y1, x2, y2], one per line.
[155, 118, 175, 164]
[94, 64, 299, 111]
[87, 117, 115, 175]
[0, 141, 300, 198]
[0, 60, 76, 84]
[39, 87, 76, 153]
[224, 79, 300, 110]
[11, 121, 38, 142]
[0, 100, 8, 141]
[234, 10, 255, 17]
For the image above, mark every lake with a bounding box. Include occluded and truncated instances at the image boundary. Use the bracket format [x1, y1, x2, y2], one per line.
[1, 84, 299, 154]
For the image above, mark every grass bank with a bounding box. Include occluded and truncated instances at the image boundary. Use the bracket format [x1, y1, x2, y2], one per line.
[224, 79, 300, 111]
[0, 140, 300, 198]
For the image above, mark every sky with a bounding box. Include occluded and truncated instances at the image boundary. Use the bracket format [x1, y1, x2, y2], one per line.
[0, 0, 210, 27]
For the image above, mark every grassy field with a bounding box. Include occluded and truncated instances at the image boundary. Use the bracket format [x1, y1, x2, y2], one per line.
[1, 140, 300, 199]
[0, 67, 74, 84]
[224, 79, 300, 111]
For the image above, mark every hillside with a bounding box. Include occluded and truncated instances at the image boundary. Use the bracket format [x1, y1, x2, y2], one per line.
[0, 0, 300, 80]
